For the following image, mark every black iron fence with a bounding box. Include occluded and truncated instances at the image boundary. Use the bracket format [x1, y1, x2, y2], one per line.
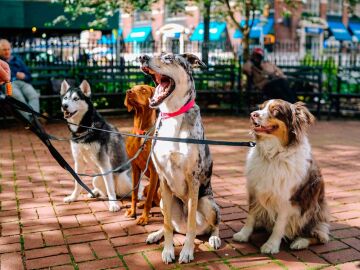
[3, 37, 360, 117]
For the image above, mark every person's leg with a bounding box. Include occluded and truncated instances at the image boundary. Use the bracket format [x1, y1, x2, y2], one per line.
[18, 81, 40, 113]
[11, 81, 32, 121]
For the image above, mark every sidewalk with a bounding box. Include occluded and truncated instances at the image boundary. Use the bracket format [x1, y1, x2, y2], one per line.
[0, 116, 360, 270]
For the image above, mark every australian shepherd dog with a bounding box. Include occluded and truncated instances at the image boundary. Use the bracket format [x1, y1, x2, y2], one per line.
[233, 99, 329, 254]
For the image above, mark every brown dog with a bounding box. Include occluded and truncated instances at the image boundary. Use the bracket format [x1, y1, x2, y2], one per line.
[124, 85, 160, 225]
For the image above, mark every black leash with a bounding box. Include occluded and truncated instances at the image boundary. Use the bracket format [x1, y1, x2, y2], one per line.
[0, 94, 95, 197]
[4, 95, 256, 147]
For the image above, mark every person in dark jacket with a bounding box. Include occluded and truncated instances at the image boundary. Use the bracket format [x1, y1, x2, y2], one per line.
[0, 39, 40, 121]
[243, 47, 296, 103]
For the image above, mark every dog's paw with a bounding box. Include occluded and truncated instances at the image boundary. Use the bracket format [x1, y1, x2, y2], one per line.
[261, 241, 280, 254]
[233, 228, 251, 243]
[87, 189, 99, 198]
[178, 245, 194, 264]
[290, 238, 310, 250]
[125, 208, 136, 218]
[136, 214, 149, 226]
[146, 230, 163, 244]
[109, 202, 121, 212]
[162, 246, 175, 264]
[209, 236, 221, 249]
[64, 195, 78, 203]
[312, 230, 329, 244]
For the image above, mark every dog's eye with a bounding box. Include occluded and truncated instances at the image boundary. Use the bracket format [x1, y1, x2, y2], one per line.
[73, 97, 79, 101]
[64, 96, 68, 100]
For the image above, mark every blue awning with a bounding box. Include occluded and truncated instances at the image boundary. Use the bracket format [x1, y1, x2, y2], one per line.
[190, 22, 227, 42]
[305, 27, 323, 34]
[124, 26, 152, 43]
[328, 21, 352, 41]
[349, 22, 360, 40]
[234, 18, 273, 39]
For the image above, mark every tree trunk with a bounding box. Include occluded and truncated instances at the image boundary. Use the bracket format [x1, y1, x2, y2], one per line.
[202, 0, 211, 66]
[243, 0, 251, 62]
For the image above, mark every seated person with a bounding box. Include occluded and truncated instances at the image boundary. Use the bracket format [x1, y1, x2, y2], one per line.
[0, 39, 40, 122]
[243, 47, 296, 103]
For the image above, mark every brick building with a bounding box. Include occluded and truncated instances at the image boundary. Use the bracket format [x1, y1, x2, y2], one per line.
[120, 0, 360, 55]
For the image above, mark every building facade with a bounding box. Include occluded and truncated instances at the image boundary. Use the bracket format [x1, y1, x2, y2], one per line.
[120, 0, 360, 57]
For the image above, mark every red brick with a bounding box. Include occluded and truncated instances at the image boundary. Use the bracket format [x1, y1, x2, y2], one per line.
[26, 254, 71, 269]
[0, 210, 19, 223]
[272, 251, 307, 270]
[22, 222, 60, 233]
[0, 252, 23, 270]
[43, 230, 65, 246]
[111, 234, 147, 247]
[226, 239, 258, 255]
[67, 232, 106, 244]
[343, 238, 360, 251]
[77, 257, 124, 270]
[1, 221, 20, 236]
[0, 235, 20, 245]
[332, 228, 360, 239]
[90, 240, 117, 258]
[215, 244, 241, 258]
[24, 232, 44, 250]
[76, 214, 98, 226]
[69, 243, 95, 262]
[102, 223, 127, 238]
[51, 264, 75, 270]
[322, 248, 360, 264]
[0, 242, 21, 254]
[206, 262, 231, 270]
[117, 243, 157, 255]
[124, 253, 152, 269]
[310, 240, 349, 254]
[25, 245, 68, 259]
[336, 261, 360, 270]
[63, 225, 102, 237]
[291, 249, 328, 268]
[58, 215, 79, 229]
[227, 255, 272, 268]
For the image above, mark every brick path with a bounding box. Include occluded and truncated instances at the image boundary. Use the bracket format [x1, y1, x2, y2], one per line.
[0, 116, 360, 270]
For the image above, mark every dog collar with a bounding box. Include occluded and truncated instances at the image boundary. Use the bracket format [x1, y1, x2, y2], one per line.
[133, 127, 146, 135]
[160, 99, 195, 120]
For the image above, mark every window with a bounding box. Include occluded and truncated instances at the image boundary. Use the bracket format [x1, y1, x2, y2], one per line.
[327, 0, 342, 16]
[133, 11, 152, 23]
[303, 0, 320, 16]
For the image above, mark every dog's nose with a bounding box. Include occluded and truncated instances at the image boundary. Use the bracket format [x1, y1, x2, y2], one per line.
[251, 112, 260, 119]
[62, 104, 68, 110]
[139, 55, 150, 64]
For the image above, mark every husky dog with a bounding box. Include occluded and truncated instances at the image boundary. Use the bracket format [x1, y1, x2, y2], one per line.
[140, 53, 221, 264]
[60, 80, 135, 212]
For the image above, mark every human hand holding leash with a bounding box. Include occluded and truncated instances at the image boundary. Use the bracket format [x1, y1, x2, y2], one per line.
[0, 59, 10, 84]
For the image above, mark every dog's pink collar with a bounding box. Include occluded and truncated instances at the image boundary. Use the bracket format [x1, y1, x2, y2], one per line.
[160, 99, 195, 120]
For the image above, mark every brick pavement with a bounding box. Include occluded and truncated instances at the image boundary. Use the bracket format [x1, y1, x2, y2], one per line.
[0, 116, 360, 270]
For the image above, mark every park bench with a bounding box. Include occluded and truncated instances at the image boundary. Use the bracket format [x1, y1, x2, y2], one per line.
[244, 65, 323, 117]
[193, 64, 240, 114]
[327, 66, 360, 118]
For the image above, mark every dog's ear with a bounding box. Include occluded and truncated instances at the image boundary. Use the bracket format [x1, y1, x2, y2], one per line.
[79, 80, 91, 97]
[180, 53, 207, 68]
[291, 102, 315, 142]
[60, 80, 70, 96]
[124, 93, 134, 112]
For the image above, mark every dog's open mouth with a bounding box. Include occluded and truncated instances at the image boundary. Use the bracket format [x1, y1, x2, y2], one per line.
[63, 110, 77, 119]
[141, 66, 175, 107]
[252, 122, 278, 133]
